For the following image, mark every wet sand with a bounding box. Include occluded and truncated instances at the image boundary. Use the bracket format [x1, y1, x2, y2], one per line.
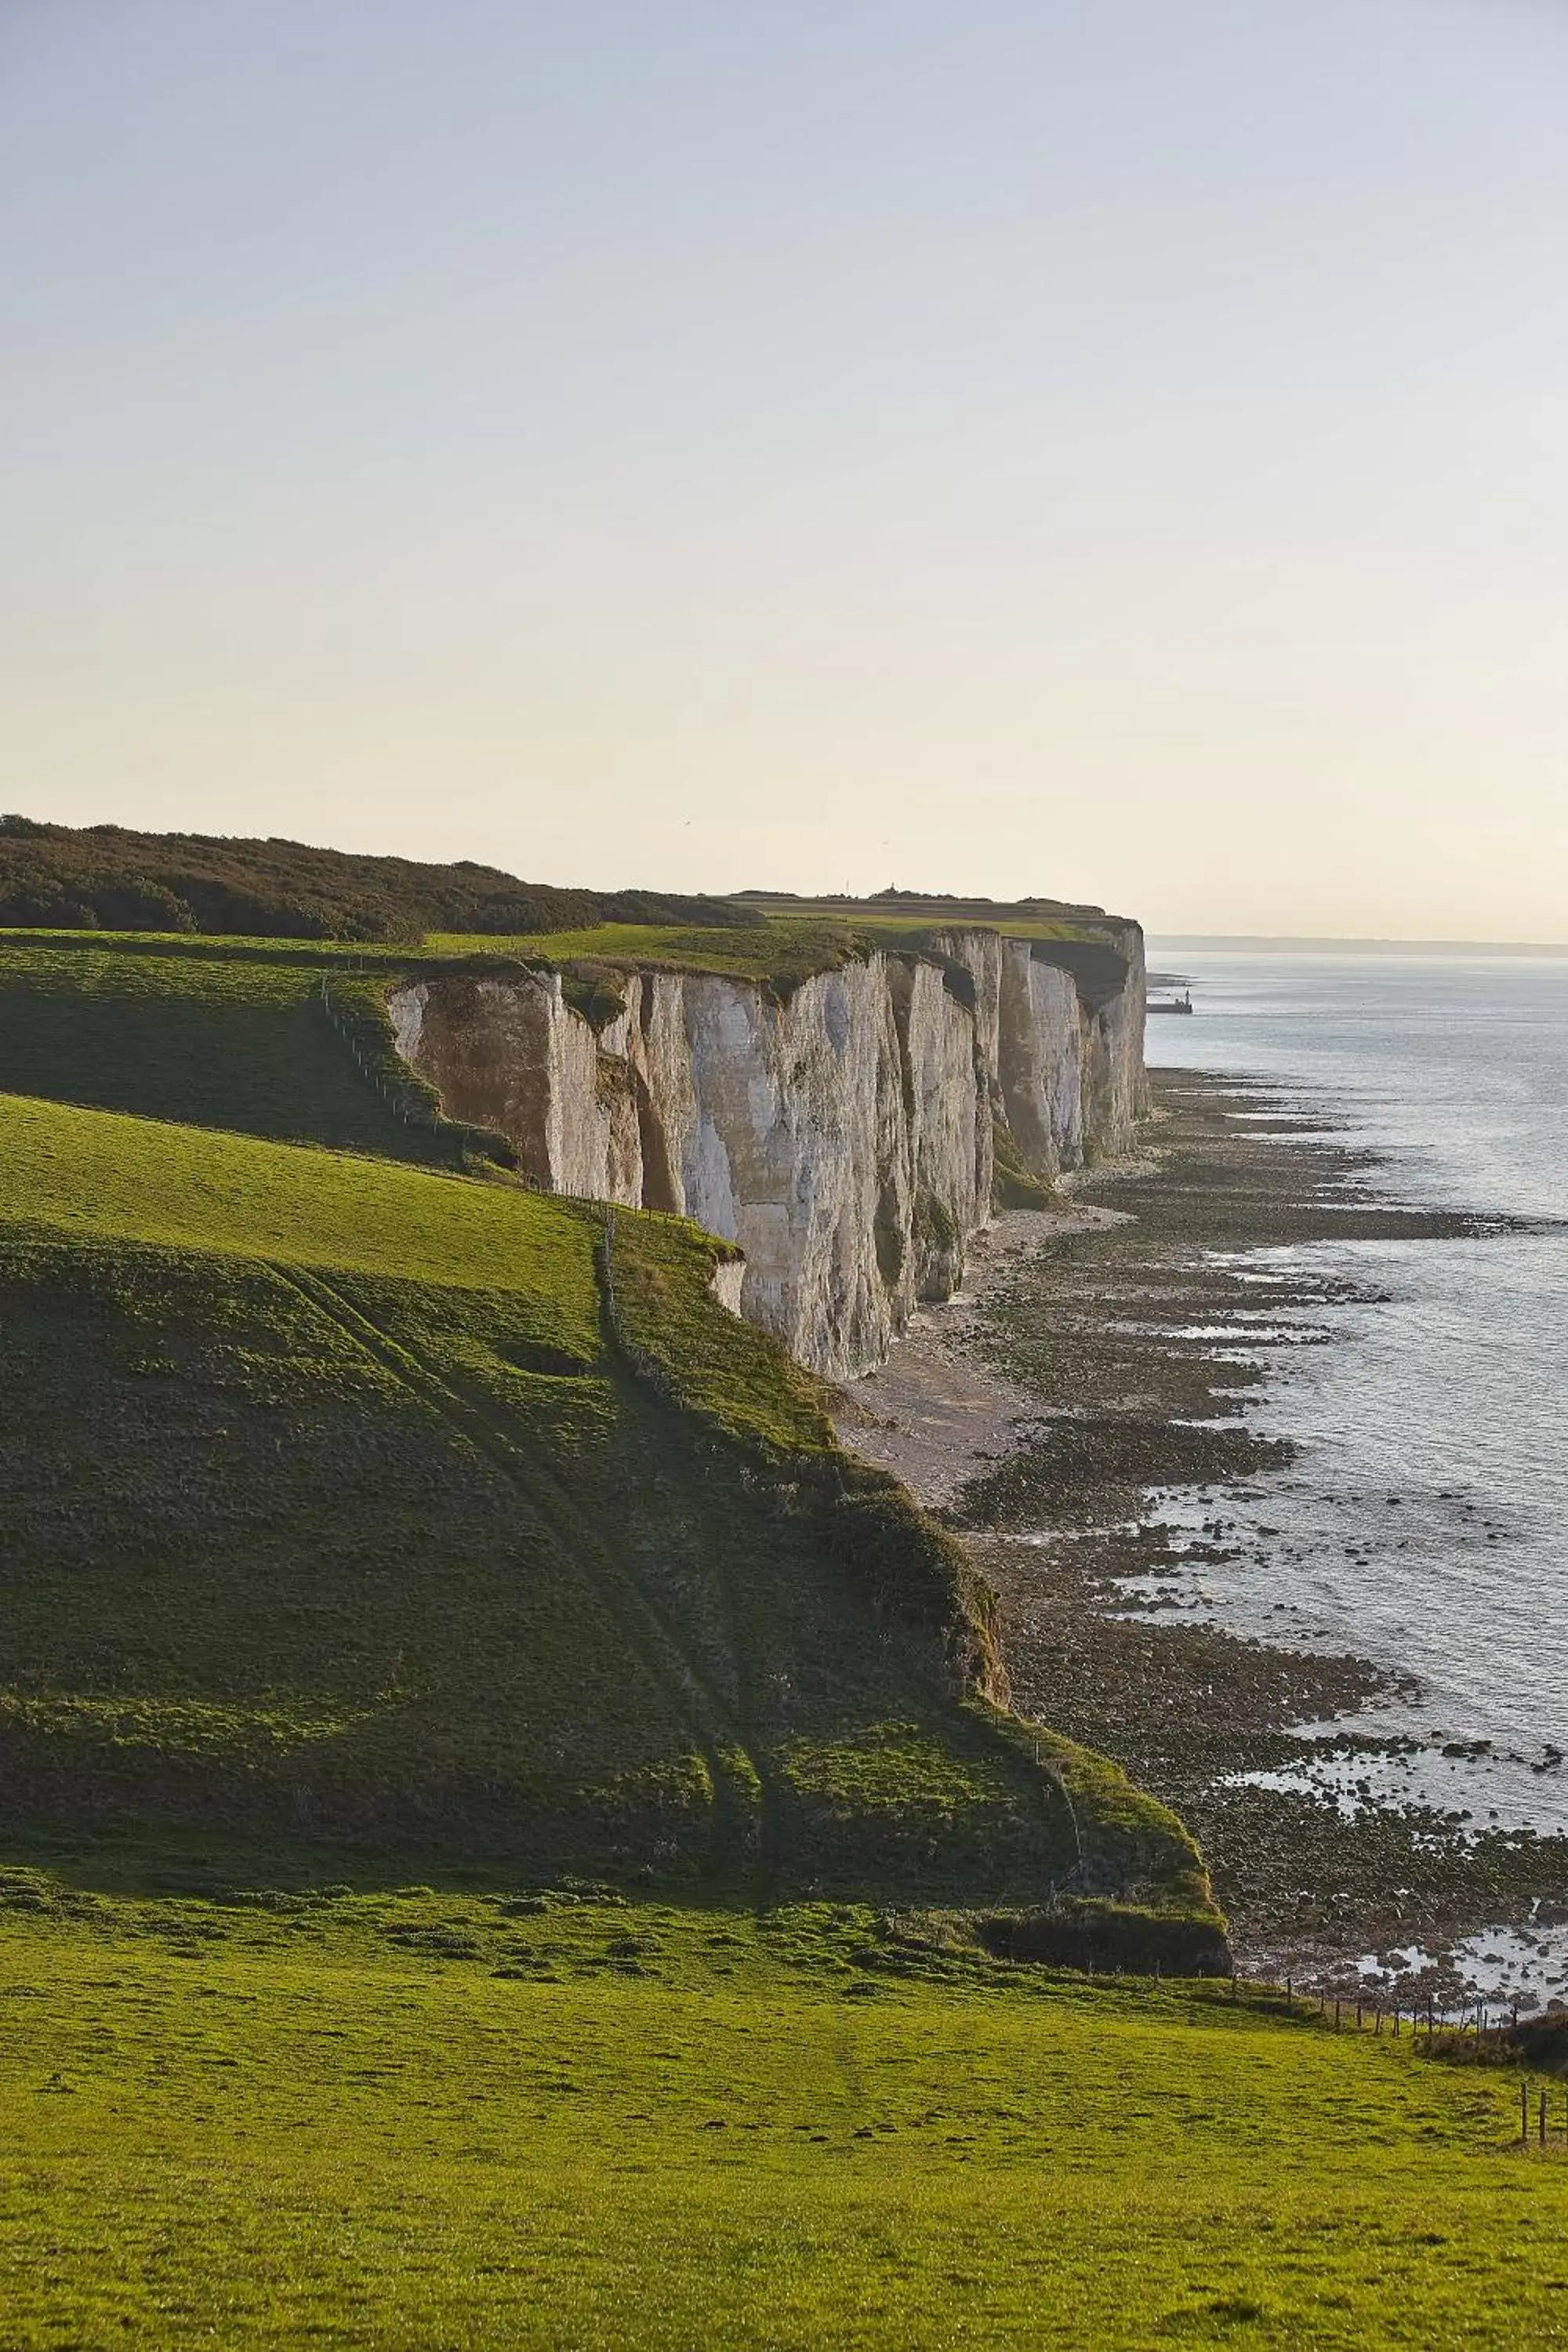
[834, 1071, 1568, 2010]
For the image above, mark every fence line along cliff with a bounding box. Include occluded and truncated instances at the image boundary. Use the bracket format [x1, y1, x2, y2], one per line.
[387, 924, 1146, 1379]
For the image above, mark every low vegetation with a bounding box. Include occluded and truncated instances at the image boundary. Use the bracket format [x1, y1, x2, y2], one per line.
[0, 938, 443, 1156]
[0, 1881, 1562, 2349]
[0, 1079, 1203, 1921]
[425, 904, 1137, 1005]
[8, 886, 1543, 2347]
[426, 916, 872, 998]
[0, 1091, 591, 1317]
[991, 1111, 1059, 1209]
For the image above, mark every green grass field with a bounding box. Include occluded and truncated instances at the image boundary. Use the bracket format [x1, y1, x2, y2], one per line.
[0, 1089, 597, 1329]
[7, 909, 1550, 2347]
[0, 1084, 1203, 1920]
[426, 905, 1127, 994]
[426, 915, 866, 989]
[0, 938, 445, 1155]
[0, 1881, 1562, 2350]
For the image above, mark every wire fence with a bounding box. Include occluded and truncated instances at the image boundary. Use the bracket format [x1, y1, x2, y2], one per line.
[317, 967, 448, 1142]
[1174, 1969, 1568, 2143]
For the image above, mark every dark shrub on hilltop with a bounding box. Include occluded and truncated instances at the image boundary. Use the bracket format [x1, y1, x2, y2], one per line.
[0, 817, 761, 942]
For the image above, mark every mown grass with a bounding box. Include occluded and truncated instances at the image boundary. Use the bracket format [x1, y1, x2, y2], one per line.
[0, 1882, 1562, 2350]
[2, 898, 1121, 1011]
[0, 918, 894, 996]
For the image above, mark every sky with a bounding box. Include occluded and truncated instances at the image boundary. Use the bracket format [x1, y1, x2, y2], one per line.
[3, 1, 1566, 938]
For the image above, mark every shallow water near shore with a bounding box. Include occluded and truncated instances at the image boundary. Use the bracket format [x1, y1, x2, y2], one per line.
[1144, 952, 1568, 1847]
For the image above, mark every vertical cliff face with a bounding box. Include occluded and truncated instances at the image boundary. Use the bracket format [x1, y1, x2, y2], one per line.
[389, 924, 1145, 1377]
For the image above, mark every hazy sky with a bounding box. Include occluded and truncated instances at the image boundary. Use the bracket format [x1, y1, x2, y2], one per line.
[5, 2, 1566, 935]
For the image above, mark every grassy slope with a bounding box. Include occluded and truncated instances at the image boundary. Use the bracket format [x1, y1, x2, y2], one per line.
[0, 1083, 1201, 1916]
[0, 1882, 1563, 2351]
[0, 927, 1212, 1913]
[0, 1090, 593, 1316]
[0, 939, 445, 1155]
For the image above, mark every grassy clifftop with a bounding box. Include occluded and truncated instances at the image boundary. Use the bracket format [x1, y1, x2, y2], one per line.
[0, 882, 1140, 1167]
[0, 815, 1141, 1029]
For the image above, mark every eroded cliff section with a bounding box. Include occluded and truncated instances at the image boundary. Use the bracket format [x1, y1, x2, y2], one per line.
[388, 925, 1145, 1377]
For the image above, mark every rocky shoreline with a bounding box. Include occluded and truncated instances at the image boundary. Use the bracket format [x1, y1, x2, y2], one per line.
[835, 1069, 1568, 2013]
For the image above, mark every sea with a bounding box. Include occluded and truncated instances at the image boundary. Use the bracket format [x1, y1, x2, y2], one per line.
[1139, 952, 1568, 1926]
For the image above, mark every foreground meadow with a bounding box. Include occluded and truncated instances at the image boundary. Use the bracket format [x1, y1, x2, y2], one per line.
[0, 1877, 1563, 2350]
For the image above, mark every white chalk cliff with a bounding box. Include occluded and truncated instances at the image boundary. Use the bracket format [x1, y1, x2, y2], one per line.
[388, 926, 1145, 1379]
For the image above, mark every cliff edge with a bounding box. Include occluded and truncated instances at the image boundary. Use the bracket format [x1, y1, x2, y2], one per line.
[388, 917, 1147, 1377]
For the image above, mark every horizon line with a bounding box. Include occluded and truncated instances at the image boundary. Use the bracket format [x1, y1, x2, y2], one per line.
[1147, 933, 1568, 956]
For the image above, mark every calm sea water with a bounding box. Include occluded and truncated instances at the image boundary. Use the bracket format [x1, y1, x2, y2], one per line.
[1142, 952, 1568, 1844]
